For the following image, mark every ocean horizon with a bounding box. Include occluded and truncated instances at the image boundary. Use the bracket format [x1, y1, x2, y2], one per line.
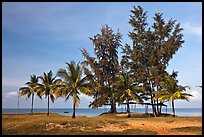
[2, 107, 202, 117]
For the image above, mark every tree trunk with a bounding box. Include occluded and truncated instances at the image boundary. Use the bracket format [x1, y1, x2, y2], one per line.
[156, 99, 159, 116]
[31, 93, 34, 114]
[109, 80, 117, 114]
[159, 101, 162, 114]
[156, 86, 159, 115]
[172, 100, 175, 117]
[149, 80, 157, 117]
[47, 95, 50, 115]
[150, 90, 157, 117]
[127, 100, 131, 118]
[110, 99, 117, 113]
[150, 94, 156, 117]
[154, 100, 158, 116]
[72, 102, 76, 118]
[110, 96, 117, 113]
[17, 91, 20, 115]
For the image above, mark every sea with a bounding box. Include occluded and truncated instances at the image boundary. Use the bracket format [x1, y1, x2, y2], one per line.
[2, 107, 202, 117]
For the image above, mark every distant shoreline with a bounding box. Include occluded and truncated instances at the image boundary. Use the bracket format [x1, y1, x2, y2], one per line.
[2, 107, 202, 109]
[2, 108, 202, 117]
[2, 112, 202, 118]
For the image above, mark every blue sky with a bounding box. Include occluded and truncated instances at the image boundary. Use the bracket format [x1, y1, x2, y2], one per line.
[2, 2, 202, 109]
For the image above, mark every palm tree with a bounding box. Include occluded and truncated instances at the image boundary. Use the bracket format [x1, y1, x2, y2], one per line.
[38, 70, 60, 115]
[153, 75, 193, 117]
[56, 61, 92, 118]
[19, 75, 42, 114]
[115, 71, 143, 117]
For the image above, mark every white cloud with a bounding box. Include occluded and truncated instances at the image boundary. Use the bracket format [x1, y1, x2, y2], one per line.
[182, 22, 202, 37]
[79, 93, 93, 101]
[6, 91, 18, 98]
[189, 90, 202, 101]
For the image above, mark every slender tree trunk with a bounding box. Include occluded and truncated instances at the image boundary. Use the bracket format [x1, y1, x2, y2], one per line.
[72, 102, 76, 118]
[156, 85, 159, 115]
[154, 100, 158, 116]
[156, 85, 161, 116]
[148, 69, 157, 117]
[147, 69, 156, 117]
[156, 99, 159, 115]
[149, 81, 157, 117]
[159, 101, 162, 114]
[31, 93, 34, 114]
[172, 100, 175, 117]
[17, 91, 20, 115]
[127, 100, 131, 118]
[150, 93, 156, 117]
[47, 95, 50, 115]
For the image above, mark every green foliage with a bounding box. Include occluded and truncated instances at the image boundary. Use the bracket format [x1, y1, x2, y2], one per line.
[114, 71, 144, 104]
[19, 75, 41, 99]
[81, 25, 122, 112]
[56, 61, 92, 118]
[153, 73, 192, 116]
[19, 5, 193, 118]
[153, 75, 192, 102]
[123, 5, 187, 116]
[37, 70, 60, 115]
[19, 75, 41, 114]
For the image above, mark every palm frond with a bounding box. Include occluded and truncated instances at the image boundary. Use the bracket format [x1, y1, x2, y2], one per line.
[79, 87, 92, 95]
[119, 94, 126, 101]
[50, 94, 55, 103]
[57, 69, 70, 82]
[26, 92, 32, 100]
[19, 87, 31, 96]
[65, 91, 72, 102]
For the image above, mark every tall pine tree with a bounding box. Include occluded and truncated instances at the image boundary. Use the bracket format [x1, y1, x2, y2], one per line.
[127, 6, 184, 116]
[81, 25, 122, 113]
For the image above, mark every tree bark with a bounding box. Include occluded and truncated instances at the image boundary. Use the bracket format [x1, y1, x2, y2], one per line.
[156, 99, 159, 115]
[31, 93, 34, 114]
[127, 99, 131, 117]
[172, 100, 175, 117]
[72, 102, 76, 118]
[149, 81, 157, 117]
[156, 85, 159, 115]
[47, 95, 50, 115]
[148, 68, 157, 117]
[110, 99, 117, 113]
[159, 101, 162, 114]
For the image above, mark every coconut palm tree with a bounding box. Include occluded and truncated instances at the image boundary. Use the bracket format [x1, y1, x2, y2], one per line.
[38, 70, 60, 115]
[55, 61, 92, 118]
[19, 75, 42, 114]
[115, 71, 143, 117]
[153, 75, 193, 117]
